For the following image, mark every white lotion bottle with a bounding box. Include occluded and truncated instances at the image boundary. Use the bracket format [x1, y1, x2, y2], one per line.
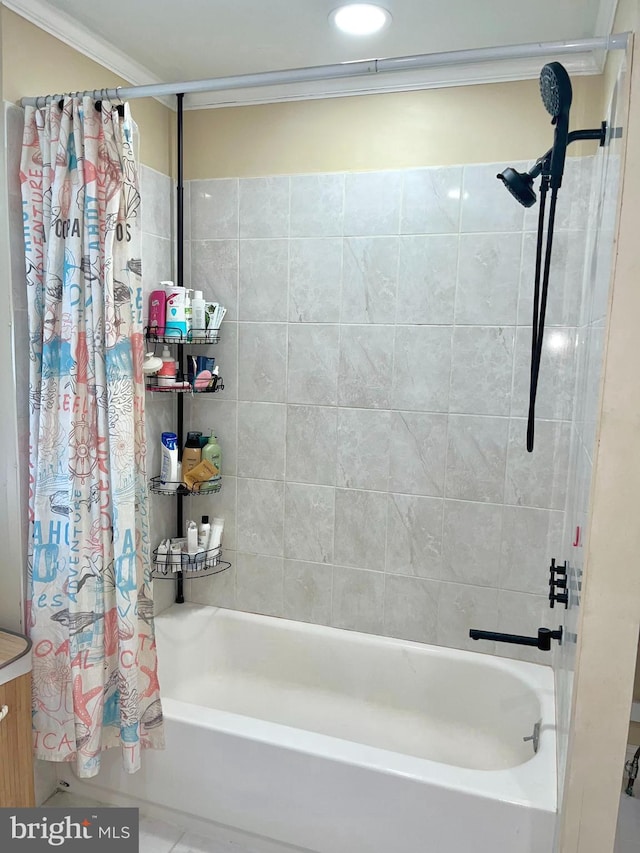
[207, 516, 225, 566]
[198, 515, 211, 550]
[160, 432, 178, 490]
[192, 290, 207, 334]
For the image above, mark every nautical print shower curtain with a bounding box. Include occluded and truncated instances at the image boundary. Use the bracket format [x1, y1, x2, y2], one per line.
[20, 97, 164, 778]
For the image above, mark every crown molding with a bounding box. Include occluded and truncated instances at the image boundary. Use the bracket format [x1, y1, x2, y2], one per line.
[3, 0, 175, 108]
[183, 51, 602, 110]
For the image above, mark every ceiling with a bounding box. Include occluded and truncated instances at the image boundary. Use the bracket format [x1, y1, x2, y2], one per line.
[8, 0, 619, 107]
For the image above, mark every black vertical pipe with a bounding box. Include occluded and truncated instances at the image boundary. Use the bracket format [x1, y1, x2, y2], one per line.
[175, 93, 185, 604]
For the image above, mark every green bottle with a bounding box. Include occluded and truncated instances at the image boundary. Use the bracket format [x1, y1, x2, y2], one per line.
[201, 431, 222, 488]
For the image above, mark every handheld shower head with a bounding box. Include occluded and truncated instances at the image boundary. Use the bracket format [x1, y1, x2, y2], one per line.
[539, 62, 573, 119]
[496, 168, 537, 208]
[540, 62, 572, 190]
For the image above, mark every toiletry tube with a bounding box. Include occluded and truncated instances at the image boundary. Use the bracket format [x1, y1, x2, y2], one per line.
[160, 432, 179, 490]
[155, 540, 169, 573]
[209, 517, 225, 550]
[205, 302, 219, 338]
[184, 458, 219, 492]
[186, 520, 198, 556]
[212, 305, 227, 330]
[169, 543, 182, 572]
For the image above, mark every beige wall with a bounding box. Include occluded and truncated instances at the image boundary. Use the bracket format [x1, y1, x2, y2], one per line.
[604, 0, 640, 753]
[184, 76, 604, 179]
[1, 8, 174, 175]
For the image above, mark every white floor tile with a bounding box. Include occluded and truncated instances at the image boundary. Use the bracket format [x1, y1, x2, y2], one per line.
[140, 814, 185, 853]
[44, 791, 105, 808]
[615, 793, 640, 852]
[172, 831, 256, 853]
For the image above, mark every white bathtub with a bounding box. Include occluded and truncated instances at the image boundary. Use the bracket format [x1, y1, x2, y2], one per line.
[62, 603, 557, 852]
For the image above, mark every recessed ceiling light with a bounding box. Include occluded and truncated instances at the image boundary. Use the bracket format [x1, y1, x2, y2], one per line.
[330, 4, 392, 36]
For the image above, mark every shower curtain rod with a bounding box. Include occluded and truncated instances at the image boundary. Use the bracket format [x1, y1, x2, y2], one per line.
[20, 33, 629, 107]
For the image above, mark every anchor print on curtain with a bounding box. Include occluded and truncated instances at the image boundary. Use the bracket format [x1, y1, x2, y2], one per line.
[20, 97, 164, 778]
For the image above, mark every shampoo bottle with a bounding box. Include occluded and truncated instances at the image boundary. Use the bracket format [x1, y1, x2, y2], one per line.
[164, 281, 188, 338]
[182, 431, 203, 476]
[160, 432, 178, 490]
[148, 289, 167, 335]
[202, 431, 222, 483]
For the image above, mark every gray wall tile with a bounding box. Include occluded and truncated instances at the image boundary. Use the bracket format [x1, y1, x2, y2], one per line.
[287, 324, 339, 405]
[238, 322, 287, 402]
[392, 325, 452, 412]
[401, 167, 462, 234]
[442, 500, 503, 586]
[236, 552, 284, 617]
[236, 478, 284, 556]
[190, 178, 238, 240]
[343, 171, 402, 236]
[237, 401, 286, 480]
[239, 177, 289, 238]
[331, 566, 385, 634]
[284, 483, 335, 563]
[396, 235, 457, 324]
[338, 325, 393, 409]
[239, 239, 289, 321]
[286, 405, 337, 486]
[388, 412, 447, 497]
[449, 326, 515, 416]
[284, 560, 332, 625]
[290, 174, 345, 237]
[334, 488, 387, 570]
[289, 238, 342, 322]
[445, 415, 509, 503]
[385, 494, 443, 579]
[336, 408, 391, 490]
[341, 237, 398, 324]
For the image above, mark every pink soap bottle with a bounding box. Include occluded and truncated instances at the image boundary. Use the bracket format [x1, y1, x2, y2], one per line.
[149, 288, 167, 335]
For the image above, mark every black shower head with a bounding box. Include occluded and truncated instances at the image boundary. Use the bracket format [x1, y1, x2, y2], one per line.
[539, 62, 573, 119]
[540, 62, 572, 189]
[496, 168, 537, 208]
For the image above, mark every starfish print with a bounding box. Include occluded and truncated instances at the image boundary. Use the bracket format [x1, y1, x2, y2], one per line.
[140, 662, 160, 700]
[72, 675, 103, 729]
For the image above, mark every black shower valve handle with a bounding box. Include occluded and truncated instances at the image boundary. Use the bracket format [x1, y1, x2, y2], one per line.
[549, 558, 569, 609]
[549, 558, 568, 580]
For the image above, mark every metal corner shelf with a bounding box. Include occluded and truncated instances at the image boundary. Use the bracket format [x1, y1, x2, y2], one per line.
[149, 475, 222, 497]
[145, 326, 221, 345]
[145, 376, 224, 394]
[152, 545, 230, 580]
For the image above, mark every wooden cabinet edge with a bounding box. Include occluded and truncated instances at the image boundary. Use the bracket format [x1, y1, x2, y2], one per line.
[0, 672, 35, 807]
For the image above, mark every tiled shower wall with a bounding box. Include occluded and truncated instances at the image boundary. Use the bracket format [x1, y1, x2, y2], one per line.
[177, 157, 594, 663]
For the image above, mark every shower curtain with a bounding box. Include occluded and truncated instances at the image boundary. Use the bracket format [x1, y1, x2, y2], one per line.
[20, 97, 164, 778]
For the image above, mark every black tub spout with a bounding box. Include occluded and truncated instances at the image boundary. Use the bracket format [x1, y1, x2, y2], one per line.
[469, 626, 563, 651]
